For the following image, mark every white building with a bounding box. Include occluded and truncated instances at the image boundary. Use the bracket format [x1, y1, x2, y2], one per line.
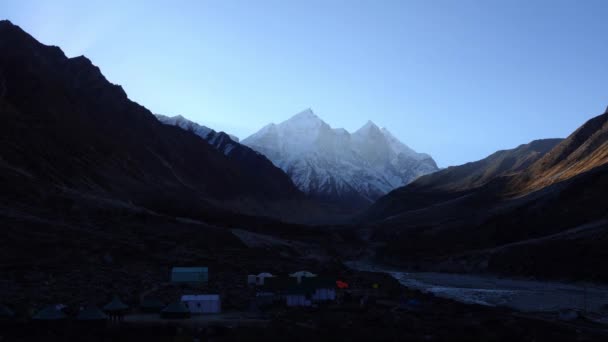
[181, 295, 221, 314]
[285, 290, 312, 307]
[289, 271, 317, 284]
[256, 272, 274, 285]
[311, 288, 336, 301]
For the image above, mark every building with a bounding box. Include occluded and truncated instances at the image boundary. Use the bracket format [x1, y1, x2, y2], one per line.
[285, 287, 312, 307]
[302, 277, 337, 302]
[256, 272, 274, 285]
[171, 267, 208, 285]
[289, 270, 317, 284]
[181, 294, 221, 314]
[103, 297, 129, 321]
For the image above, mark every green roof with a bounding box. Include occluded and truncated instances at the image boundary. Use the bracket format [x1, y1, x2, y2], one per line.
[103, 297, 129, 312]
[33, 306, 67, 320]
[77, 306, 108, 321]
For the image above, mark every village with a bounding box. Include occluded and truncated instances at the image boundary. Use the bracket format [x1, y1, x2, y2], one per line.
[4, 265, 608, 341]
[0, 266, 402, 337]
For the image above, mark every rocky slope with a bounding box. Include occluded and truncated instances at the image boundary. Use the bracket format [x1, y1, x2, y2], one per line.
[364, 138, 562, 220]
[0, 20, 300, 220]
[363, 108, 608, 282]
[155, 114, 298, 200]
[242, 109, 438, 207]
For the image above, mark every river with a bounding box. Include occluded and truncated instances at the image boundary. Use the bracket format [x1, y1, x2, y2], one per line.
[346, 261, 608, 313]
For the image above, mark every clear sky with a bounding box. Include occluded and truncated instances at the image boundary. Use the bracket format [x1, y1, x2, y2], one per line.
[3, 0, 608, 167]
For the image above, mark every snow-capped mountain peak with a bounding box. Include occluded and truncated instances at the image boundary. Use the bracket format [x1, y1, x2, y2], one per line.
[356, 120, 381, 134]
[242, 109, 439, 206]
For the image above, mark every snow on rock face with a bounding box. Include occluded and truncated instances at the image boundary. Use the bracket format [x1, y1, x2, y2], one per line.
[242, 109, 439, 204]
[155, 114, 239, 155]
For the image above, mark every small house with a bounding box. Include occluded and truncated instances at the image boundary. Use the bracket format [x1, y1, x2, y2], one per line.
[171, 267, 208, 285]
[103, 297, 129, 321]
[285, 287, 312, 307]
[302, 277, 336, 302]
[289, 270, 317, 284]
[256, 272, 274, 285]
[181, 294, 221, 314]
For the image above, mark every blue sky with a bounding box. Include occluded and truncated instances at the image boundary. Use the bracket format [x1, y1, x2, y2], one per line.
[3, 0, 608, 167]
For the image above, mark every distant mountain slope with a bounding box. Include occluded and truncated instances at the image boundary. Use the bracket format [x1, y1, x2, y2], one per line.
[363, 108, 608, 282]
[363, 139, 562, 221]
[0, 20, 300, 219]
[242, 109, 438, 206]
[511, 109, 608, 193]
[155, 115, 298, 200]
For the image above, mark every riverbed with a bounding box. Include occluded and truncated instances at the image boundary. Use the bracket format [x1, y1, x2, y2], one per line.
[346, 261, 608, 313]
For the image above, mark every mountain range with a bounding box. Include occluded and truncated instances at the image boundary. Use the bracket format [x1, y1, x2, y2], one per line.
[0, 20, 300, 221]
[242, 109, 438, 207]
[364, 108, 608, 281]
[3, 18, 608, 285]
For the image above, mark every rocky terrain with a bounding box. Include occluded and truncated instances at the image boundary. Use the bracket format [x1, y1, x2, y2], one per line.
[0, 20, 301, 223]
[363, 109, 608, 282]
[2, 18, 608, 341]
[243, 109, 438, 208]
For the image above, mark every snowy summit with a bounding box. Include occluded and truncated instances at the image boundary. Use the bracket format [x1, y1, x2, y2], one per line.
[242, 109, 438, 206]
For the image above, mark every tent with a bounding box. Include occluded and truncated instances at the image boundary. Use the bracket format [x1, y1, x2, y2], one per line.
[337, 280, 349, 289]
[32, 305, 67, 320]
[103, 297, 129, 312]
[140, 297, 165, 313]
[103, 297, 129, 320]
[77, 306, 108, 321]
[161, 302, 191, 319]
[181, 295, 221, 314]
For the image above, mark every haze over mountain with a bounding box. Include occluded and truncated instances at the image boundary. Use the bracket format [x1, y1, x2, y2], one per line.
[242, 109, 438, 206]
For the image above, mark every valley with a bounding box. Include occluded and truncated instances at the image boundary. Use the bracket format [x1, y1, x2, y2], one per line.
[2, 17, 608, 341]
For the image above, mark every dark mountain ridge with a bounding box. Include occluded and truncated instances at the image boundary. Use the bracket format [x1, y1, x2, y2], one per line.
[0, 20, 300, 220]
[363, 109, 608, 282]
